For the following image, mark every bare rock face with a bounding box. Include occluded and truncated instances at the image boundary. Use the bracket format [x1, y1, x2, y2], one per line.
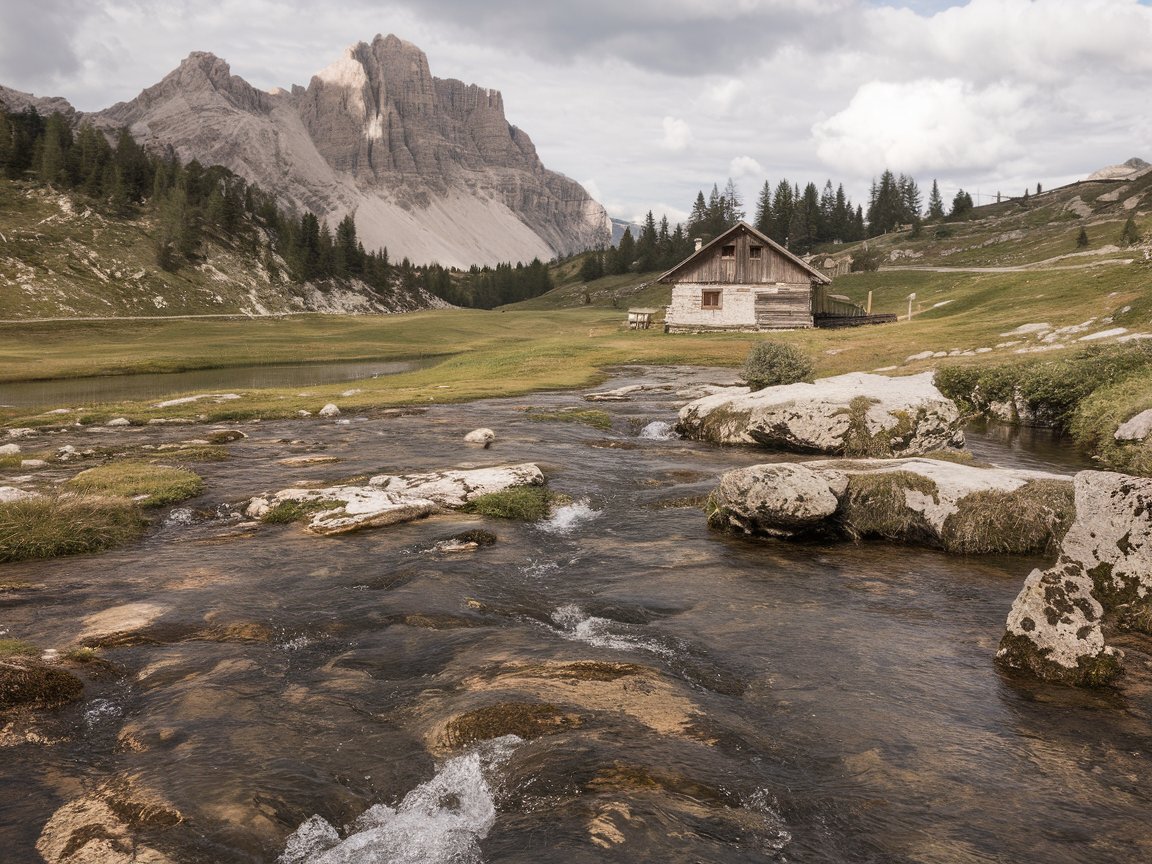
[678, 372, 964, 456]
[997, 470, 1152, 687]
[95, 35, 610, 267]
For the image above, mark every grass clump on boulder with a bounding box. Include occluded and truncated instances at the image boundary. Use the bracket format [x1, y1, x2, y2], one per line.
[66, 462, 204, 505]
[461, 485, 552, 521]
[0, 495, 147, 562]
[841, 471, 939, 544]
[742, 340, 814, 391]
[940, 479, 1074, 554]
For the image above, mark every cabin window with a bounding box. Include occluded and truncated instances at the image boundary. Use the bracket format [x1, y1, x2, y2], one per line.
[701, 290, 722, 309]
[749, 246, 762, 259]
[721, 244, 736, 258]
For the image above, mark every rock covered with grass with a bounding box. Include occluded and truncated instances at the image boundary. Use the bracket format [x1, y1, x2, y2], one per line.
[246, 464, 545, 535]
[997, 471, 1152, 687]
[678, 372, 964, 456]
[707, 457, 1073, 553]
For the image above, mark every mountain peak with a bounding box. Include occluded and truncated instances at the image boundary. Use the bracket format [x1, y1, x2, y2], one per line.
[1087, 157, 1151, 181]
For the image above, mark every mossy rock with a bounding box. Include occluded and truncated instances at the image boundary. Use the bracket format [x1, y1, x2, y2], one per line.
[841, 471, 939, 544]
[442, 702, 583, 749]
[996, 632, 1124, 688]
[0, 661, 84, 711]
[260, 497, 346, 524]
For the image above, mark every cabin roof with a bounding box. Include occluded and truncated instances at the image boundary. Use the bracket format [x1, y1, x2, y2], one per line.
[656, 221, 832, 285]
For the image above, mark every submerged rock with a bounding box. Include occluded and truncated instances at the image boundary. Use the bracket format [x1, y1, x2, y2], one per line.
[997, 471, 1152, 687]
[708, 457, 1073, 553]
[678, 372, 963, 456]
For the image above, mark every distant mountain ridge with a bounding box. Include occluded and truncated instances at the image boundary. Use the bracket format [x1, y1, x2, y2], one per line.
[1, 35, 610, 268]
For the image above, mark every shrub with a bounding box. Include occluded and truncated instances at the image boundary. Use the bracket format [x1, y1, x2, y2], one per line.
[742, 341, 815, 391]
[461, 486, 551, 521]
[66, 462, 204, 505]
[1121, 215, 1142, 247]
[849, 247, 884, 272]
[0, 495, 146, 562]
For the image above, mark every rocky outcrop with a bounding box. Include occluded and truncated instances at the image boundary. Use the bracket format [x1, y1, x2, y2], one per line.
[707, 457, 1073, 553]
[997, 471, 1152, 686]
[1087, 157, 1151, 182]
[678, 372, 964, 456]
[94, 36, 610, 267]
[246, 463, 545, 534]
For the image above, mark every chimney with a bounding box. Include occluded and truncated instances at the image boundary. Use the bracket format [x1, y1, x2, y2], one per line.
[694, 237, 703, 252]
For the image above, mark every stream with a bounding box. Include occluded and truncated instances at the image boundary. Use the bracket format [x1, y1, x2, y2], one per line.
[1, 366, 1148, 864]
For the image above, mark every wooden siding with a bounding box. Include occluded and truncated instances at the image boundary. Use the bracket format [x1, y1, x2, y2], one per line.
[755, 285, 813, 329]
[662, 227, 814, 285]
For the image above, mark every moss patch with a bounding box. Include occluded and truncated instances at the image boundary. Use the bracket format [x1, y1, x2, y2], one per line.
[940, 479, 1074, 554]
[0, 638, 38, 657]
[260, 497, 345, 524]
[0, 661, 85, 710]
[461, 486, 551, 521]
[841, 471, 939, 543]
[442, 702, 583, 749]
[66, 462, 204, 505]
[0, 494, 147, 562]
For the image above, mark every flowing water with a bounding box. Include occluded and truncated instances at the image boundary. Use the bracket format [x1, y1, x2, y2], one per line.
[1, 366, 1148, 864]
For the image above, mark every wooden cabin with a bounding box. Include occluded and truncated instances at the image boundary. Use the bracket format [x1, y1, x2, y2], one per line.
[660, 222, 835, 332]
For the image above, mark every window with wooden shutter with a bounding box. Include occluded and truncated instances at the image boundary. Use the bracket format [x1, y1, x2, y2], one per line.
[701, 290, 721, 309]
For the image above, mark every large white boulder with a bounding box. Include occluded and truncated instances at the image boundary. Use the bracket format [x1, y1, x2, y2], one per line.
[998, 471, 1152, 686]
[678, 372, 964, 456]
[707, 457, 1072, 553]
[368, 464, 544, 507]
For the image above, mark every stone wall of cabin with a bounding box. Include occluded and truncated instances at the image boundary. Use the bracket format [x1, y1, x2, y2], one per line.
[666, 283, 813, 331]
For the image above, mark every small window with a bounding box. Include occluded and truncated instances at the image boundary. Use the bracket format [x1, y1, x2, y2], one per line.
[749, 246, 762, 259]
[721, 244, 736, 258]
[701, 290, 722, 309]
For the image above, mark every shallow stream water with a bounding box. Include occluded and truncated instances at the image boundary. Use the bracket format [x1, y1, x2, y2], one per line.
[1, 366, 1148, 864]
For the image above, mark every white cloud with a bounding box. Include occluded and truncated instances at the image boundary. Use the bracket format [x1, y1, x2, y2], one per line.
[812, 78, 1032, 176]
[660, 116, 694, 151]
[729, 155, 764, 179]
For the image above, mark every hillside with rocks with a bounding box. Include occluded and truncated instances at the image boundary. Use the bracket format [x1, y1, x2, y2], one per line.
[0, 182, 448, 319]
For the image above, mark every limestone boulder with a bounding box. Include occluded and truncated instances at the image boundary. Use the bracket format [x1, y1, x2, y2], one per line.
[1115, 408, 1152, 442]
[464, 428, 496, 445]
[707, 457, 1072, 553]
[368, 464, 544, 508]
[678, 372, 963, 456]
[997, 471, 1152, 686]
[318, 403, 341, 418]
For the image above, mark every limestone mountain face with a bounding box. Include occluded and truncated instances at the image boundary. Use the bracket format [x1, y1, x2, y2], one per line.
[95, 35, 610, 267]
[1087, 157, 1151, 181]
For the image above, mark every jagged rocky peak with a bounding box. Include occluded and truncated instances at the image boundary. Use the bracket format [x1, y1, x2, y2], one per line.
[1087, 157, 1151, 181]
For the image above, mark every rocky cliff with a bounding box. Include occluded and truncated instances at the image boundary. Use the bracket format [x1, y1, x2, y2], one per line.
[93, 35, 610, 267]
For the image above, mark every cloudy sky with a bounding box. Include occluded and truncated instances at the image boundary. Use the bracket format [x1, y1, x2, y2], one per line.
[2, 0, 1150, 224]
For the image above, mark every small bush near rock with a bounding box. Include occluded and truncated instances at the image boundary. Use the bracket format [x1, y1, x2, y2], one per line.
[462, 486, 552, 521]
[742, 341, 815, 391]
[66, 462, 204, 505]
[0, 495, 147, 562]
[940, 479, 1074, 554]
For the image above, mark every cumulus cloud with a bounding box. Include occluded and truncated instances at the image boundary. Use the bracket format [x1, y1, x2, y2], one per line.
[729, 156, 764, 178]
[0, 0, 90, 90]
[660, 116, 694, 152]
[812, 78, 1032, 175]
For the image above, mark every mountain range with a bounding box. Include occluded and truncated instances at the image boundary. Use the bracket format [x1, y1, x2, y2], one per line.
[0, 34, 610, 268]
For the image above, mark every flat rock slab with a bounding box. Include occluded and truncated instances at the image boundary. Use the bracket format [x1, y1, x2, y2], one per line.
[248, 463, 545, 535]
[1115, 408, 1152, 442]
[678, 371, 963, 456]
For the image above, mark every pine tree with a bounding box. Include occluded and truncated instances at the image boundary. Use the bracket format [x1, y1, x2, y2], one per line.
[950, 189, 974, 219]
[579, 251, 604, 282]
[770, 180, 794, 245]
[1076, 226, 1089, 248]
[636, 210, 658, 271]
[610, 228, 635, 275]
[927, 179, 945, 220]
[722, 177, 744, 225]
[753, 180, 773, 235]
[1121, 215, 1141, 247]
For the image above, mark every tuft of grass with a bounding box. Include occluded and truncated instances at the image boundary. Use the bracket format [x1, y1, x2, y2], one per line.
[461, 485, 552, 521]
[153, 445, 230, 463]
[0, 660, 85, 710]
[841, 471, 939, 543]
[0, 494, 147, 562]
[66, 462, 204, 505]
[940, 479, 1074, 554]
[0, 638, 39, 657]
[260, 497, 345, 524]
[525, 407, 613, 430]
[0, 454, 23, 470]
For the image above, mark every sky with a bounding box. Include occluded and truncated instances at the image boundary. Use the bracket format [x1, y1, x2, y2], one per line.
[2, 0, 1151, 226]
